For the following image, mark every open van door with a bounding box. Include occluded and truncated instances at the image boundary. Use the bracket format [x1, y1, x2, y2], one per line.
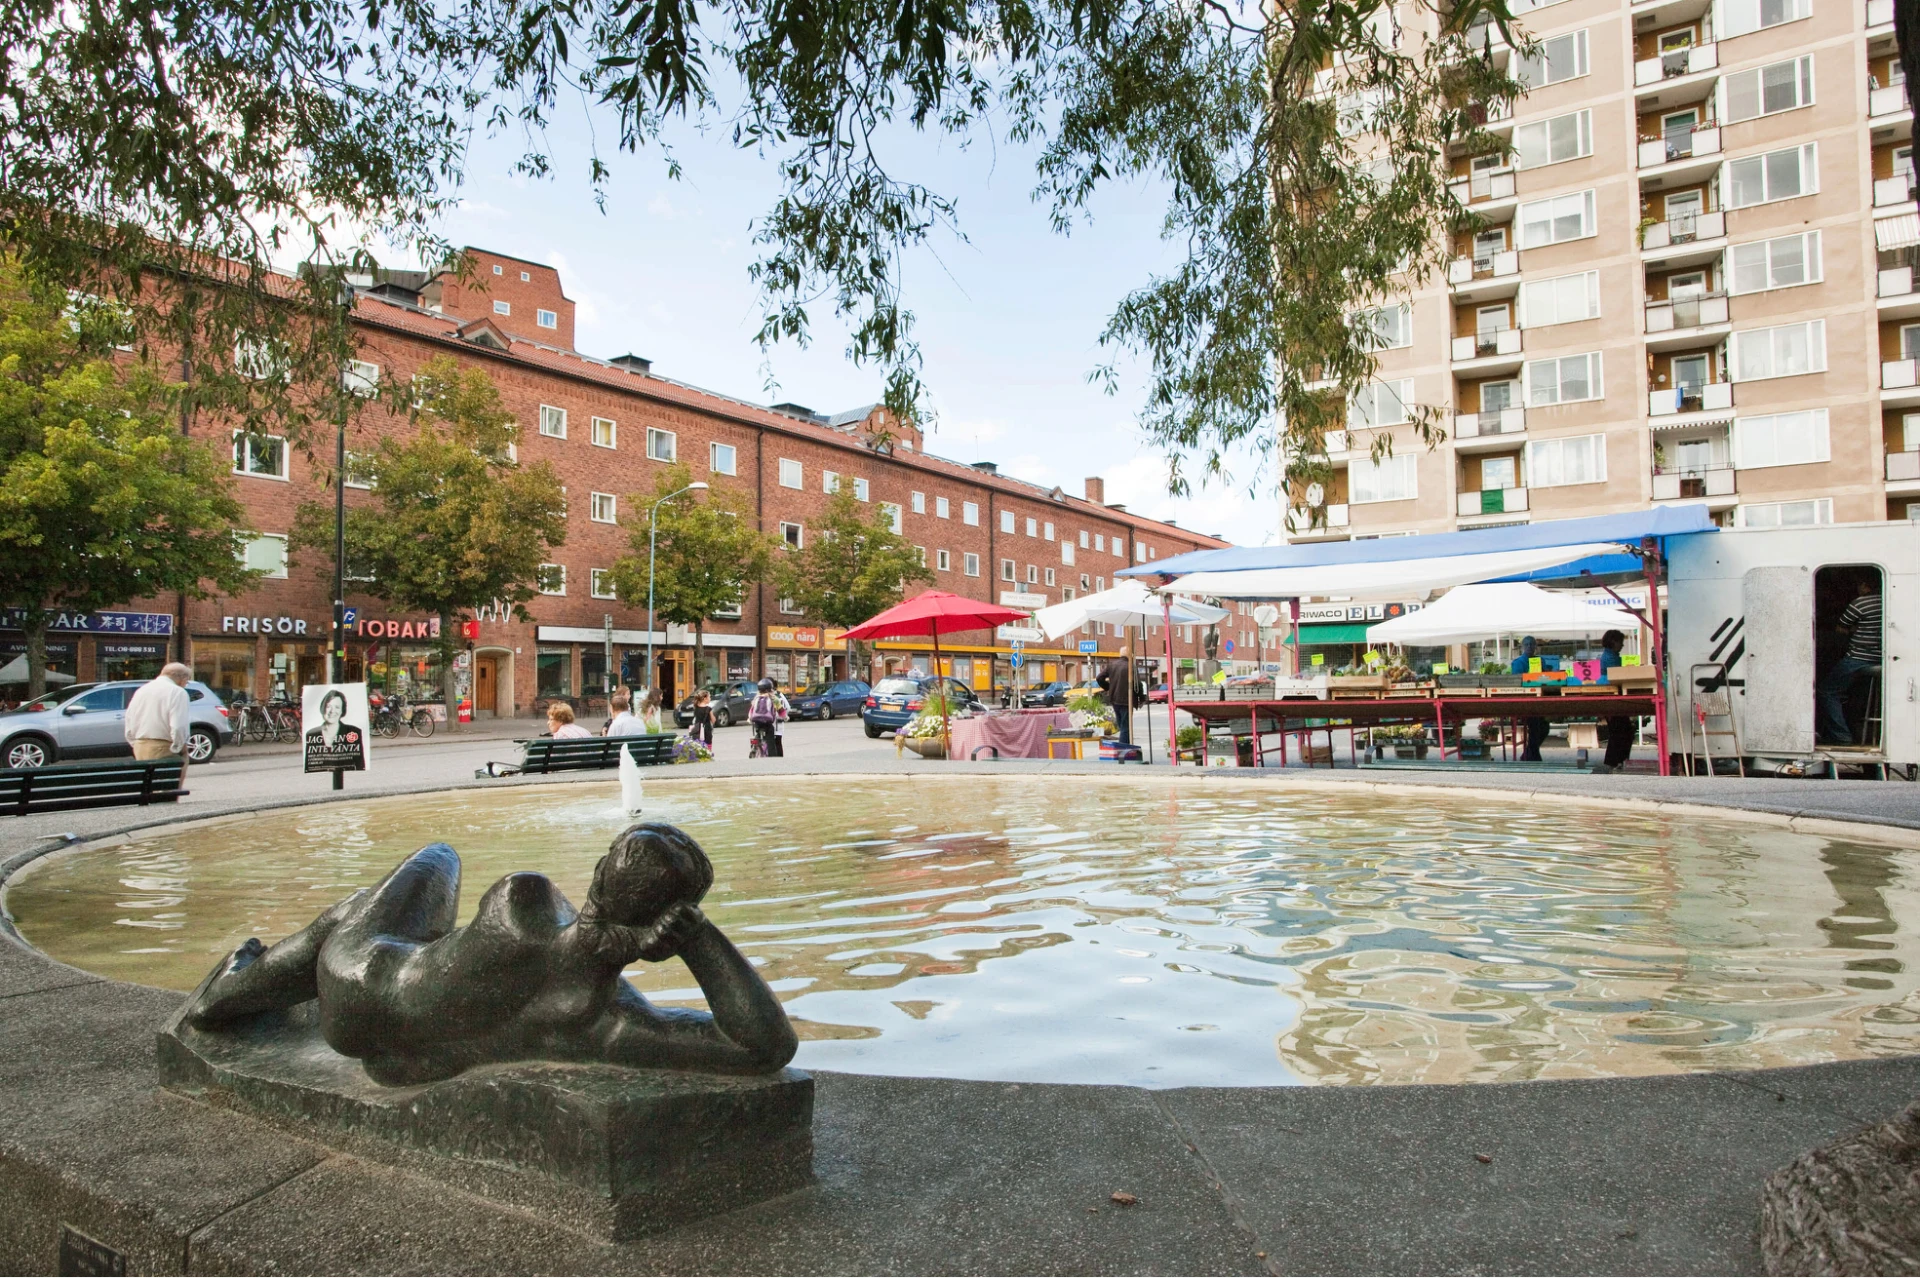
[1741, 565, 1814, 753]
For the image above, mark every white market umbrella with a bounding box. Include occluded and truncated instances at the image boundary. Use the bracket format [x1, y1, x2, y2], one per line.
[1032, 579, 1229, 639]
[0, 656, 76, 685]
[1365, 582, 1637, 646]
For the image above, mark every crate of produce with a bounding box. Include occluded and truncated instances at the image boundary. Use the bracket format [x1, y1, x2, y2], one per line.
[1223, 680, 1275, 701]
[1327, 674, 1389, 694]
[1604, 666, 1660, 689]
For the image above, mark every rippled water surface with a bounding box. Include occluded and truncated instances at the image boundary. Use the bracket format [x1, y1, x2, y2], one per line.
[10, 777, 1920, 1086]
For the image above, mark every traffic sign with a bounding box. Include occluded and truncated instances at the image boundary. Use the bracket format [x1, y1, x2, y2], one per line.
[342, 607, 358, 626]
[1010, 652, 1025, 669]
[1078, 640, 1098, 654]
[1224, 639, 1235, 654]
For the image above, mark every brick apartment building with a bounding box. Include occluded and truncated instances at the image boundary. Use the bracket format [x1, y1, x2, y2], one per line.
[1289, 0, 1914, 542]
[2, 247, 1230, 716]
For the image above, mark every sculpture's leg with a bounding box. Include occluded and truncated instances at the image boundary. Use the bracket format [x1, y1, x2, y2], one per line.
[183, 889, 366, 1028]
[329, 842, 462, 950]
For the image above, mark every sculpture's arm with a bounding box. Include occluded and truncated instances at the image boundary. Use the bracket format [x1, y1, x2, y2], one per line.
[183, 890, 364, 1028]
[599, 915, 797, 1075]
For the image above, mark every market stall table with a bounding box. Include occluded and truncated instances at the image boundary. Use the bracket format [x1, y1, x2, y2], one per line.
[946, 710, 1073, 760]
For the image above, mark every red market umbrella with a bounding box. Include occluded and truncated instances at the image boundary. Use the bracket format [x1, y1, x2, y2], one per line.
[840, 590, 1031, 757]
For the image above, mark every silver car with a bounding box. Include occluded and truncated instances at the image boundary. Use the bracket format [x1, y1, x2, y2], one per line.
[0, 680, 234, 769]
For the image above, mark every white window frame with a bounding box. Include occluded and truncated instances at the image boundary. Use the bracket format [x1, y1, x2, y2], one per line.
[779, 597, 802, 615]
[910, 491, 926, 514]
[1731, 409, 1830, 469]
[1001, 558, 1017, 582]
[1524, 351, 1604, 406]
[1728, 232, 1823, 295]
[1519, 271, 1601, 328]
[233, 338, 284, 381]
[1026, 517, 1039, 537]
[779, 521, 804, 550]
[1350, 453, 1419, 504]
[590, 568, 617, 600]
[590, 416, 617, 449]
[1348, 379, 1415, 429]
[1737, 497, 1832, 527]
[536, 308, 558, 329]
[1001, 509, 1016, 534]
[823, 470, 841, 494]
[1026, 564, 1040, 584]
[589, 492, 617, 524]
[645, 427, 676, 462]
[880, 501, 903, 534]
[710, 442, 738, 475]
[493, 299, 511, 316]
[963, 552, 981, 577]
[343, 451, 376, 491]
[937, 548, 951, 571]
[963, 502, 980, 526]
[1725, 143, 1818, 209]
[778, 458, 803, 489]
[1720, 0, 1811, 40]
[1078, 530, 1090, 548]
[1512, 110, 1593, 170]
[232, 431, 289, 480]
[1517, 190, 1597, 249]
[342, 359, 380, 397]
[538, 404, 567, 439]
[1731, 319, 1826, 382]
[1525, 433, 1609, 488]
[936, 496, 951, 519]
[1045, 567, 1056, 586]
[854, 477, 871, 502]
[1516, 29, 1589, 89]
[242, 532, 289, 579]
[1062, 541, 1077, 567]
[539, 564, 567, 596]
[1722, 55, 1815, 124]
[1357, 302, 1413, 351]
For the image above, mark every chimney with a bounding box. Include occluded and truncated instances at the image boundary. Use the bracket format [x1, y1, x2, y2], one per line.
[973, 461, 998, 475]
[610, 354, 652, 376]
[1084, 476, 1105, 504]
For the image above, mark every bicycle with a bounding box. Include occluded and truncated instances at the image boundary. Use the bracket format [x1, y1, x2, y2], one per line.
[370, 695, 436, 738]
[263, 699, 301, 743]
[230, 697, 272, 744]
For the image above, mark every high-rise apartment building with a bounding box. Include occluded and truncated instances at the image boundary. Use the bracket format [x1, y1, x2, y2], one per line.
[1284, 0, 1910, 541]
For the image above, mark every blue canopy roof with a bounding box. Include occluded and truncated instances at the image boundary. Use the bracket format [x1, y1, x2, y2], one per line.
[1121, 505, 1717, 578]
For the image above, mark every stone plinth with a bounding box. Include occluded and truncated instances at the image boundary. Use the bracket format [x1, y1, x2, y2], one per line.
[157, 1002, 812, 1242]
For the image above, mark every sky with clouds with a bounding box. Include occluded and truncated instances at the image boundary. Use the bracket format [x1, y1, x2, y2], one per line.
[410, 114, 1280, 547]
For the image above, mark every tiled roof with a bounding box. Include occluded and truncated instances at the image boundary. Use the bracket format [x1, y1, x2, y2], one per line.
[350, 293, 1230, 548]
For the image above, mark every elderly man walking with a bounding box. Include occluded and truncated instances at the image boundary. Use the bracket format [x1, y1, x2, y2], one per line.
[125, 663, 193, 776]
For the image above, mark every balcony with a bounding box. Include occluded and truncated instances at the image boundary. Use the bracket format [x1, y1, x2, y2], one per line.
[1457, 487, 1528, 518]
[1884, 359, 1920, 405]
[1451, 328, 1522, 371]
[1637, 126, 1722, 185]
[1876, 175, 1917, 209]
[1653, 468, 1736, 507]
[1871, 82, 1911, 121]
[1645, 293, 1729, 347]
[1871, 0, 1894, 27]
[1641, 209, 1725, 259]
[1648, 381, 1733, 418]
[1286, 503, 1351, 538]
[1447, 250, 1519, 286]
[1888, 450, 1920, 487]
[1447, 167, 1516, 208]
[1453, 406, 1526, 444]
[1634, 42, 1717, 88]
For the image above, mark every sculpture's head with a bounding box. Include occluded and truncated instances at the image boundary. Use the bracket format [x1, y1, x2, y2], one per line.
[586, 823, 714, 927]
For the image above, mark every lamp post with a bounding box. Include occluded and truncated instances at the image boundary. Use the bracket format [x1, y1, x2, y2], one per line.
[646, 482, 708, 697]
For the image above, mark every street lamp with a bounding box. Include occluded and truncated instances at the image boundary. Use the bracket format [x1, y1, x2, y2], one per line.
[646, 482, 708, 697]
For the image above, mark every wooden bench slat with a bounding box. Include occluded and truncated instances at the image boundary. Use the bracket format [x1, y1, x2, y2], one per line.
[2, 759, 187, 816]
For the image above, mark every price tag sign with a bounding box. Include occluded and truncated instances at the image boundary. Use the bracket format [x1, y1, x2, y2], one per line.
[1364, 650, 1380, 665]
[1529, 657, 1543, 673]
[1309, 653, 1325, 667]
[1432, 663, 1450, 675]
[1623, 655, 1641, 666]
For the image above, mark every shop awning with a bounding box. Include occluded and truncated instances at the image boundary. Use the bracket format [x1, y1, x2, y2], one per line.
[1879, 213, 1920, 251]
[1365, 583, 1638, 645]
[1299, 623, 1370, 644]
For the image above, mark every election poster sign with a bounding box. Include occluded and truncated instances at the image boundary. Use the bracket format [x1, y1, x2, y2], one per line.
[302, 683, 370, 774]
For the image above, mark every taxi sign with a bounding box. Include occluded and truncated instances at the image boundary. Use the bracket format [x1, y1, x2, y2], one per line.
[1078, 640, 1098, 654]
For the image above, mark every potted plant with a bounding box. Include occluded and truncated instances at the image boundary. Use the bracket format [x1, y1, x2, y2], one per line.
[1382, 726, 1429, 759]
[1456, 735, 1489, 759]
[1176, 724, 1205, 763]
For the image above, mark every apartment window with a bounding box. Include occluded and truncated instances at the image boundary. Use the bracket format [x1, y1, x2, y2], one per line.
[539, 404, 567, 438]
[493, 300, 511, 316]
[779, 458, 803, 489]
[936, 496, 951, 518]
[913, 546, 927, 566]
[1525, 352, 1602, 405]
[589, 492, 617, 524]
[1001, 558, 1017, 581]
[1348, 379, 1415, 429]
[1095, 534, 1106, 552]
[1526, 433, 1608, 487]
[1733, 409, 1830, 469]
[1721, 0, 1810, 39]
[1729, 232, 1822, 295]
[1732, 320, 1826, 381]
[1513, 110, 1592, 170]
[1079, 530, 1090, 548]
[1738, 497, 1831, 527]
[343, 451, 376, 490]
[645, 427, 675, 461]
[1062, 541, 1076, 567]
[963, 552, 981, 577]
[492, 264, 503, 275]
[780, 597, 802, 614]
[963, 502, 980, 526]
[1519, 271, 1601, 328]
[233, 337, 285, 382]
[1026, 565, 1040, 584]
[1044, 567, 1056, 586]
[1001, 509, 1016, 534]
[1357, 302, 1413, 350]
[1724, 56, 1814, 124]
[1515, 29, 1589, 89]
[536, 309, 557, 329]
[242, 533, 288, 579]
[232, 432, 288, 479]
[1517, 190, 1596, 249]
[342, 359, 380, 396]
[590, 417, 616, 449]
[881, 501, 903, 534]
[1044, 522, 1055, 541]
[1022, 516, 1036, 537]
[854, 477, 870, 502]
[823, 470, 841, 494]
[1096, 576, 1106, 591]
[1726, 144, 1817, 208]
[539, 563, 566, 595]
[910, 491, 926, 514]
[937, 549, 951, 571]
[780, 522, 804, 549]
[1081, 574, 1092, 590]
[1350, 453, 1418, 504]
[590, 569, 617, 600]
[710, 442, 738, 475]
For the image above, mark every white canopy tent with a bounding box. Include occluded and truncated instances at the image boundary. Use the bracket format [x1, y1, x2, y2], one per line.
[1364, 583, 1638, 646]
[1032, 580, 1229, 640]
[0, 656, 75, 686]
[1158, 543, 1625, 603]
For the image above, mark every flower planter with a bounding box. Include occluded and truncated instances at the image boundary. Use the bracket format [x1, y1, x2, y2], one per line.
[899, 736, 947, 759]
[1391, 744, 1429, 760]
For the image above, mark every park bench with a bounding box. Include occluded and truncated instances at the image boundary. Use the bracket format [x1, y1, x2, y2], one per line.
[0, 758, 188, 816]
[480, 734, 681, 778]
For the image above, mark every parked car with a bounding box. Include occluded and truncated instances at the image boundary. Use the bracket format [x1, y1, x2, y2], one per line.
[861, 676, 984, 738]
[0, 680, 234, 769]
[788, 679, 871, 720]
[1020, 680, 1073, 708]
[674, 680, 761, 729]
[1146, 682, 1170, 703]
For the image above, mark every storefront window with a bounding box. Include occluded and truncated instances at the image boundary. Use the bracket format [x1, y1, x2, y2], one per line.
[536, 647, 572, 698]
[384, 645, 446, 702]
[764, 652, 793, 688]
[581, 648, 609, 696]
[193, 639, 257, 703]
[727, 651, 753, 681]
[268, 643, 327, 701]
[97, 640, 167, 683]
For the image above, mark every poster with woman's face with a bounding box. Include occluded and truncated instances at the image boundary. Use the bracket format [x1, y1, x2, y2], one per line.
[303, 683, 370, 774]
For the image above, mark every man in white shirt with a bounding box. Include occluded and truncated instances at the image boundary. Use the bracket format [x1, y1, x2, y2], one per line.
[125, 663, 192, 774]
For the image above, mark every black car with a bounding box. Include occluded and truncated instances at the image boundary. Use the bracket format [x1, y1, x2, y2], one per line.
[674, 680, 760, 729]
[861, 676, 985, 738]
[788, 680, 872, 720]
[1020, 680, 1073, 708]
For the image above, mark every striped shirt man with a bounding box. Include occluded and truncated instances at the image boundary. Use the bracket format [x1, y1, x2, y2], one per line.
[1841, 593, 1882, 662]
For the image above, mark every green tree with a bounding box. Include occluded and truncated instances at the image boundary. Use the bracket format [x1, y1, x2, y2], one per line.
[289, 357, 567, 728]
[775, 488, 933, 675]
[0, 266, 258, 699]
[608, 465, 780, 690]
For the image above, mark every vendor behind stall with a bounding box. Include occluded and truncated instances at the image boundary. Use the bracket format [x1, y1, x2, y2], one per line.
[1509, 636, 1556, 762]
[1597, 629, 1633, 772]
